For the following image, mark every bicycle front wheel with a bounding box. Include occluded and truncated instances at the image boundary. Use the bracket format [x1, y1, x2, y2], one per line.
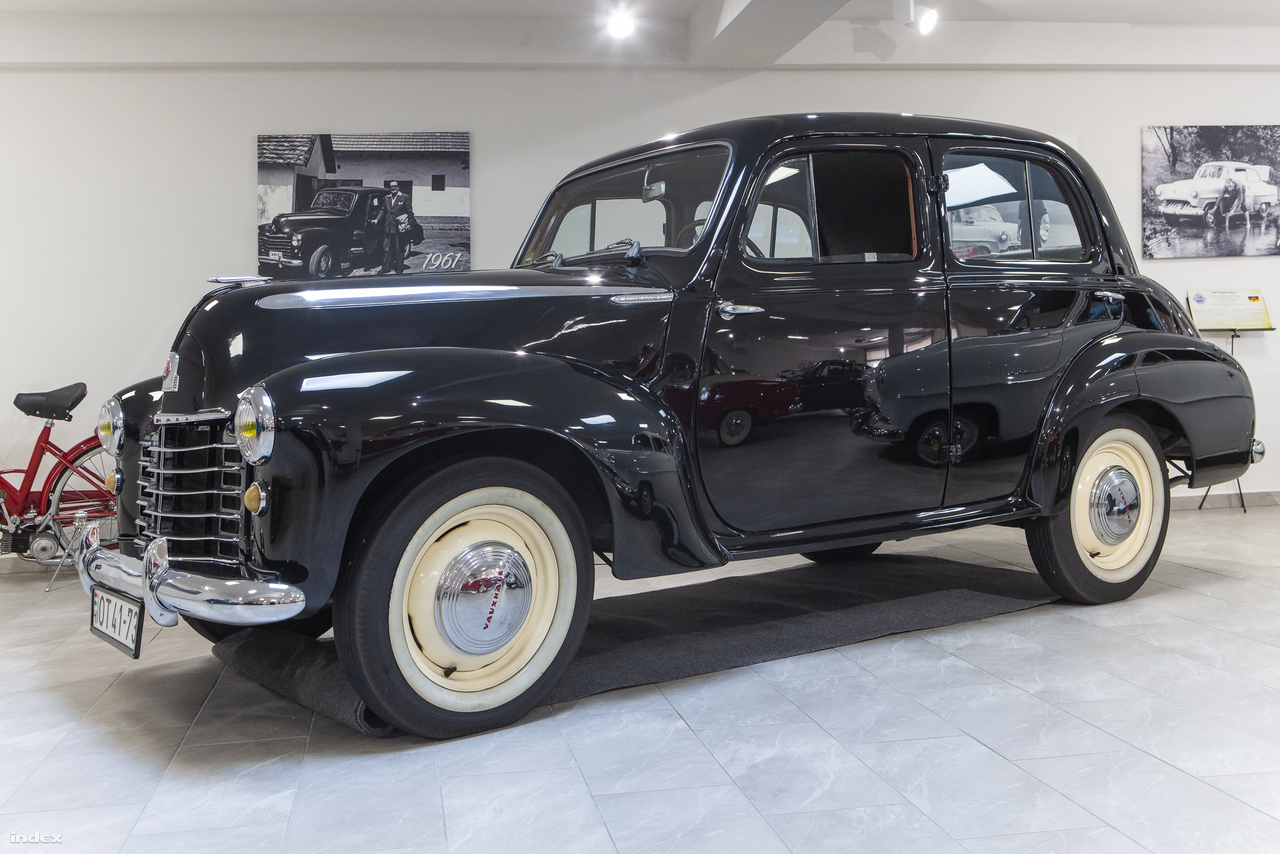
[48, 444, 118, 550]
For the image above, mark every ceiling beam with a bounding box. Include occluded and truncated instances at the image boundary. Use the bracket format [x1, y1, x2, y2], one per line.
[687, 0, 851, 67]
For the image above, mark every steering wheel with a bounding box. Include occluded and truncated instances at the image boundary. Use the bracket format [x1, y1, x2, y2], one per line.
[674, 218, 707, 247]
[742, 237, 766, 258]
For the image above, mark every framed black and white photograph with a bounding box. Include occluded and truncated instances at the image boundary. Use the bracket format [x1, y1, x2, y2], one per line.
[257, 132, 470, 278]
[1142, 124, 1280, 259]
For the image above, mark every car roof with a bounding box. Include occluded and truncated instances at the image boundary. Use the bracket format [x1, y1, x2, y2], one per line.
[568, 113, 1080, 177]
[314, 186, 384, 194]
[560, 112, 1138, 277]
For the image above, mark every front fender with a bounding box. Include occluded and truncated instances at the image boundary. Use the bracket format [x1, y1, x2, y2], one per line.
[250, 347, 726, 611]
[113, 375, 163, 554]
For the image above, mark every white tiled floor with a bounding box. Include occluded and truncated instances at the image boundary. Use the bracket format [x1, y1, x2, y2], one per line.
[4, 507, 1280, 853]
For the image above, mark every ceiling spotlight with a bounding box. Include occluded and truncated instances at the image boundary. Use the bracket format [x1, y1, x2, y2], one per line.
[892, 0, 938, 34]
[606, 3, 635, 38]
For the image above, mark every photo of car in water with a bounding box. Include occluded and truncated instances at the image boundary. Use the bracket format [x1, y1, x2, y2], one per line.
[1143, 125, 1280, 258]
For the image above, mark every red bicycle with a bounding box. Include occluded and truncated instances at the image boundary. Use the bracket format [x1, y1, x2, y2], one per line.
[1, 383, 118, 567]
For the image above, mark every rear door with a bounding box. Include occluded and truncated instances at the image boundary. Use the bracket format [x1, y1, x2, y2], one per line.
[928, 139, 1115, 505]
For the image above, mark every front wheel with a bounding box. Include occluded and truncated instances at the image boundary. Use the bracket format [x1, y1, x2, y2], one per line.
[334, 458, 593, 739]
[308, 244, 335, 278]
[1025, 414, 1169, 604]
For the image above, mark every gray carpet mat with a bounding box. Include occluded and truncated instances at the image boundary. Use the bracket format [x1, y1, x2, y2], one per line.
[213, 553, 1055, 736]
[546, 555, 1056, 704]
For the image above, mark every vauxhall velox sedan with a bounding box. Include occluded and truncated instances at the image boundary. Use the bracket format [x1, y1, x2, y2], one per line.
[75, 114, 1260, 739]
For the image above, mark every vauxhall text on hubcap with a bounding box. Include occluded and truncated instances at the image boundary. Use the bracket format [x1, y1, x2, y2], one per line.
[1089, 465, 1142, 545]
[435, 542, 532, 656]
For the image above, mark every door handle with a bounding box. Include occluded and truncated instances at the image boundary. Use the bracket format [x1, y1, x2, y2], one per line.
[718, 303, 765, 320]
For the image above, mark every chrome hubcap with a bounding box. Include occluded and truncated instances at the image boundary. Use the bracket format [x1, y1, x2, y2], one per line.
[434, 541, 532, 655]
[1090, 466, 1141, 545]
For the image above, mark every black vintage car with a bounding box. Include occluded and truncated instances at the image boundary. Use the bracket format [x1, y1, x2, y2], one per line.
[80, 114, 1261, 739]
[258, 185, 424, 279]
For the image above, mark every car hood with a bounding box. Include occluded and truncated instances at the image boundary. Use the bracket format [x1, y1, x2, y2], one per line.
[265, 211, 345, 232]
[161, 267, 677, 414]
[1156, 177, 1222, 198]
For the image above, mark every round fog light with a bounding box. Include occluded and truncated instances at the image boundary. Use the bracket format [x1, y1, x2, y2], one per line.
[243, 481, 269, 515]
[105, 469, 123, 495]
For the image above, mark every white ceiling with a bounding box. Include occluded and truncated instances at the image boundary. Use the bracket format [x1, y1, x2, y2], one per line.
[4, 0, 1280, 25]
[4, 0, 1279, 70]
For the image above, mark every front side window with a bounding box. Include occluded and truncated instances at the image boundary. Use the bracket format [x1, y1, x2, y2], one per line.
[943, 153, 1087, 263]
[744, 149, 918, 263]
[518, 145, 731, 266]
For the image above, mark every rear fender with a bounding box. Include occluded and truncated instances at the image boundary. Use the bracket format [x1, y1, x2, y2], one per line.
[253, 347, 726, 610]
[1030, 330, 1255, 515]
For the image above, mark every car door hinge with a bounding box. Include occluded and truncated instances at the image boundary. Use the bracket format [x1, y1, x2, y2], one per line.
[928, 174, 950, 195]
[945, 444, 964, 464]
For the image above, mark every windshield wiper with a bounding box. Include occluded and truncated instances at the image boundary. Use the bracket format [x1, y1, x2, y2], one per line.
[523, 251, 564, 269]
[600, 238, 644, 267]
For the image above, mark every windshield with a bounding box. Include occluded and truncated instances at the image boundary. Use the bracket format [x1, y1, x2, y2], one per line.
[1196, 165, 1223, 180]
[310, 190, 357, 213]
[518, 145, 731, 266]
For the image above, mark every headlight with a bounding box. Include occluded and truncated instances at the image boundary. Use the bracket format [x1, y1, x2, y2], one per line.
[290, 233, 302, 247]
[97, 398, 125, 457]
[1155, 186, 1164, 198]
[234, 385, 276, 465]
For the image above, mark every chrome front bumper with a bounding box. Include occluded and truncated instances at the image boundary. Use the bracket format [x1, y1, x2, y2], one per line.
[69, 518, 306, 628]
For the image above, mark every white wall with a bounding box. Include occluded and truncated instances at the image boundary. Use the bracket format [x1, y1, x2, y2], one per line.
[1, 65, 1277, 495]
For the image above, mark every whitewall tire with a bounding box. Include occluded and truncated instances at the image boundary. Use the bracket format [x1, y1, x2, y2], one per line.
[1026, 413, 1169, 604]
[335, 457, 592, 738]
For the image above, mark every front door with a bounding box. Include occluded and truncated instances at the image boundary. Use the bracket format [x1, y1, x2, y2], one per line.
[697, 138, 951, 533]
[353, 193, 384, 260]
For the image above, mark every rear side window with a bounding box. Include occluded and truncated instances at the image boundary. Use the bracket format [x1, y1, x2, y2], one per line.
[943, 153, 1087, 263]
[745, 149, 918, 263]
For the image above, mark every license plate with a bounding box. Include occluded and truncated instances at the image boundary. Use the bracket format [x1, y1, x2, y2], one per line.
[268, 250, 282, 261]
[90, 586, 143, 659]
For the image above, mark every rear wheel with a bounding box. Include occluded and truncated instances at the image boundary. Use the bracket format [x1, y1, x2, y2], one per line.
[802, 542, 881, 564]
[334, 457, 592, 739]
[1026, 414, 1168, 604]
[718, 409, 754, 447]
[48, 444, 117, 551]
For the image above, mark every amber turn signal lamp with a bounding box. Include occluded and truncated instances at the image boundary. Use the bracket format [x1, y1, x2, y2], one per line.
[105, 469, 122, 495]
[243, 481, 269, 515]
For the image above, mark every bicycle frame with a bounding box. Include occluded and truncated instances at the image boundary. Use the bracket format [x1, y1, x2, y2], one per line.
[0, 420, 111, 526]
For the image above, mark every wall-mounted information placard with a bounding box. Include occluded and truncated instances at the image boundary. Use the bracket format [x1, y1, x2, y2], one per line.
[1186, 289, 1273, 331]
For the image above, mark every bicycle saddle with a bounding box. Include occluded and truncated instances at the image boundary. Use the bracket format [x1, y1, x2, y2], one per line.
[13, 382, 88, 422]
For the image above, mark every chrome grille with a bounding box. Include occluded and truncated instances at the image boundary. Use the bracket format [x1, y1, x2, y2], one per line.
[258, 233, 294, 255]
[136, 416, 245, 571]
